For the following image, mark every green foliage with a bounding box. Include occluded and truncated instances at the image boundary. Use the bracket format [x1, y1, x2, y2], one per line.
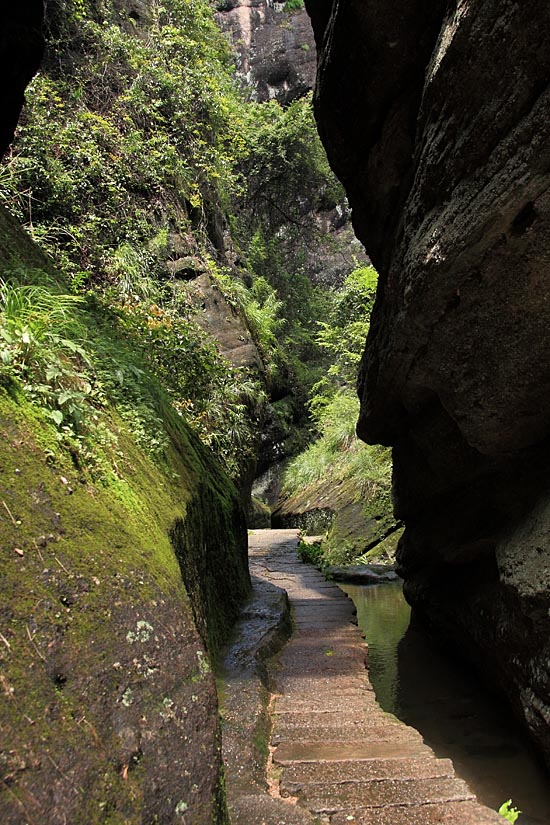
[312, 265, 377, 410]
[236, 94, 342, 237]
[94, 293, 267, 479]
[284, 0, 305, 11]
[281, 263, 393, 567]
[208, 262, 283, 366]
[283, 263, 377, 484]
[0, 271, 94, 432]
[0, 0, 361, 484]
[0, 268, 176, 467]
[297, 538, 330, 569]
[282, 392, 392, 500]
[0, 0, 278, 481]
[0, 263, 265, 479]
[4, 0, 242, 287]
[233, 94, 347, 404]
[498, 800, 521, 822]
[245, 227, 332, 410]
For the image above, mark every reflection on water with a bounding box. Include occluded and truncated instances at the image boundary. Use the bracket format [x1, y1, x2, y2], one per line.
[340, 581, 550, 825]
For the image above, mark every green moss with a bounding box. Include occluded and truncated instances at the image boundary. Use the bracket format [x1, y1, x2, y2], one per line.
[252, 684, 272, 764]
[0, 217, 249, 822]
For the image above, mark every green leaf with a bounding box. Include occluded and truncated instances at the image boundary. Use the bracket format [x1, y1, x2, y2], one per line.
[46, 365, 63, 381]
[48, 409, 64, 426]
[498, 800, 521, 822]
[57, 390, 75, 406]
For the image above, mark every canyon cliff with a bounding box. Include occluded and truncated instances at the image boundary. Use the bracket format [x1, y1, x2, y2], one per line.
[0, 5, 250, 822]
[215, 0, 316, 104]
[306, 0, 550, 765]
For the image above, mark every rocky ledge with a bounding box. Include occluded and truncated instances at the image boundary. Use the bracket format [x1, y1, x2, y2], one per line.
[305, 0, 550, 766]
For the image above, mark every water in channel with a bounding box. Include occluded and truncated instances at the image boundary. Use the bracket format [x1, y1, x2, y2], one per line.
[339, 581, 550, 825]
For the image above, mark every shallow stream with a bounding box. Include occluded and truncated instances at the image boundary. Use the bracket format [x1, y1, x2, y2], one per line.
[339, 581, 550, 825]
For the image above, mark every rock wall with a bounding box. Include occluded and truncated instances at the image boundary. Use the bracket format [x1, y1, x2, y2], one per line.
[0, 12, 251, 817]
[0, 3, 44, 157]
[306, 0, 550, 765]
[0, 206, 250, 824]
[215, 0, 316, 104]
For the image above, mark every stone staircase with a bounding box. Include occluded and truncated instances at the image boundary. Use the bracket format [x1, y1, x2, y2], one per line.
[223, 529, 503, 824]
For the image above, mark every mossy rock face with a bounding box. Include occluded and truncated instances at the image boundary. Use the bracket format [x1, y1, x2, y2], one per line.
[324, 490, 402, 566]
[246, 496, 271, 528]
[0, 214, 249, 823]
[274, 473, 400, 565]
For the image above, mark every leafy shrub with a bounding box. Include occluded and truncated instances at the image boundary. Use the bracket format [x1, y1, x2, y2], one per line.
[297, 539, 327, 570]
[104, 293, 267, 479]
[284, 0, 305, 11]
[4, 0, 243, 288]
[311, 265, 377, 409]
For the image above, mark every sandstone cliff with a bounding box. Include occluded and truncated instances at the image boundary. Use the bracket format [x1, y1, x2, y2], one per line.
[0, 7, 251, 820]
[306, 0, 550, 766]
[215, 0, 316, 104]
[0, 210, 250, 825]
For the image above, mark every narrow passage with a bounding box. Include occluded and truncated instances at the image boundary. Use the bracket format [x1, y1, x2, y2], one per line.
[228, 529, 504, 824]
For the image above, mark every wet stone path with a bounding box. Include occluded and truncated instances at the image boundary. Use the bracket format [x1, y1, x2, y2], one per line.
[235, 529, 503, 824]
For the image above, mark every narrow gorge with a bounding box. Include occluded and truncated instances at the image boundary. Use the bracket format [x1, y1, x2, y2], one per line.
[1, 1, 549, 823]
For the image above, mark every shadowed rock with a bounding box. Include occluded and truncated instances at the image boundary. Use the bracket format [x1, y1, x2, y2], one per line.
[305, 0, 550, 766]
[0, 3, 44, 157]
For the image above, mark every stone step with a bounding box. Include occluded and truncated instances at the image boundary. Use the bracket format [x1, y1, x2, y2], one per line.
[272, 723, 423, 745]
[280, 756, 456, 790]
[279, 639, 366, 658]
[273, 740, 430, 765]
[240, 531, 502, 825]
[291, 601, 355, 612]
[291, 775, 475, 812]
[275, 695, 379, 715]
[289, 625, 360, 639]
[276, 676, 371, 696]
[274, 711, 399, 730]
[277, 659, 367, 677]
[329, 799, 503, 824]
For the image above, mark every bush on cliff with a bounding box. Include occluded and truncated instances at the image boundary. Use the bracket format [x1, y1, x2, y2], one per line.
[279, 266, 398, 565]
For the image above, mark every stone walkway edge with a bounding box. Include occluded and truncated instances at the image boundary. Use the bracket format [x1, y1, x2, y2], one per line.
[220, 529, 503, 825]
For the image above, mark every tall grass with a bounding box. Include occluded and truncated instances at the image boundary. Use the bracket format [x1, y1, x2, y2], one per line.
[0, 271, 93, 428]
[282, 391, 391, 500]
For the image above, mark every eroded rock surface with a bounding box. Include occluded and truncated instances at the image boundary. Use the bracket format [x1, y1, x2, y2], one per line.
[216, 1, 316, 104]
[306, 0, 550, 765]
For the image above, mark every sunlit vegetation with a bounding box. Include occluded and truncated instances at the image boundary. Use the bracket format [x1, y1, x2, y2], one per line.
[0, 0, 379, 497]
[283, 266, 391, 501]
